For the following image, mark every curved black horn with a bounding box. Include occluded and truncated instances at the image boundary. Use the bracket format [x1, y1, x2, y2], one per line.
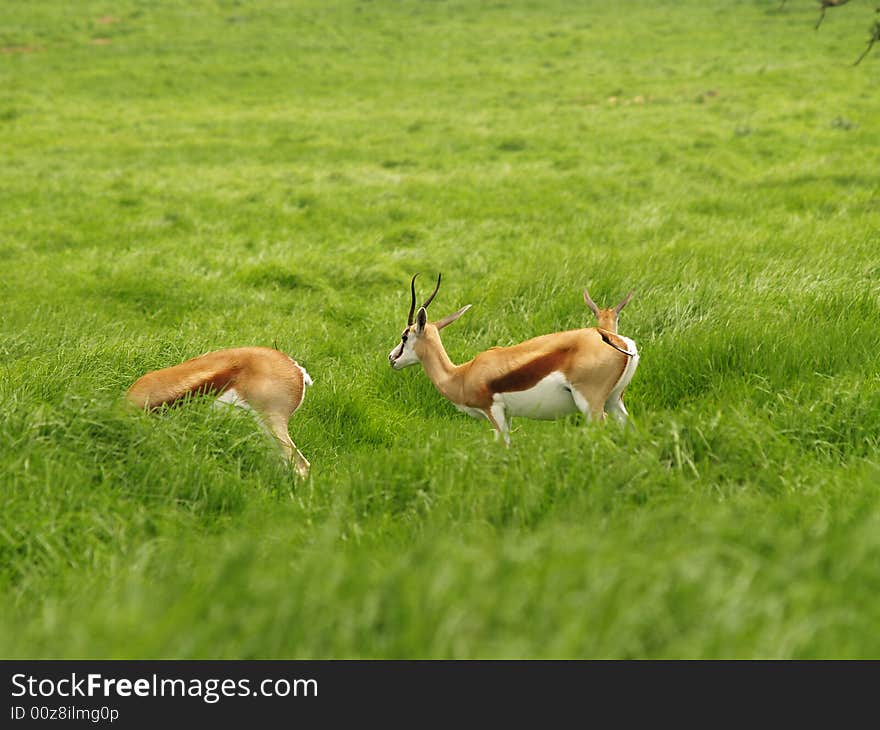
[408, 274, 419, 326]
[422, 273, 442, 309]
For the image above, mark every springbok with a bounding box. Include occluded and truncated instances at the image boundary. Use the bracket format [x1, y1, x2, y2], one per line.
[127, 347, 312, 477]
[388, 274, 639, 444]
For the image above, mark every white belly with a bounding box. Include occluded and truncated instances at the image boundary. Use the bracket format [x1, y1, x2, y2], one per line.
[500, 371, 578, 420]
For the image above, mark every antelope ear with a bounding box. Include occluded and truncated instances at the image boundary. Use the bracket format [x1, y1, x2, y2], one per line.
[435, 304, 472, 330]
[615, 290, 634, 314]
[416, 306, 428, 333]
[583, 289, 600, 317]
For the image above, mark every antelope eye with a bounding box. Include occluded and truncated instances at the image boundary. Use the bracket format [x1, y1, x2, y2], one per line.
[401, 334, 408, 343]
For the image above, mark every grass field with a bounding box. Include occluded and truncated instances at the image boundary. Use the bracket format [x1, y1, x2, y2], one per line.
[1, 0, 878, 658]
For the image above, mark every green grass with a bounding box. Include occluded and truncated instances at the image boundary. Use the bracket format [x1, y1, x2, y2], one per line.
[1, 0, 878, 658]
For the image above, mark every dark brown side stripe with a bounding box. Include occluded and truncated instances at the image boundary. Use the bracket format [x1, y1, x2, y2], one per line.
[488, 349, 570, 394]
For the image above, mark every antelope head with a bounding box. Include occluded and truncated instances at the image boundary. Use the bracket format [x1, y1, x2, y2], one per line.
[583, 288, 633, 334]
[388, 273, 471, 369]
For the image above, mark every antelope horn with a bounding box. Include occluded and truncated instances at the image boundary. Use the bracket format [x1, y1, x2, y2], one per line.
[422, 273, 442, 309]
[583, 288, 600, 317]
[408, 273, 419, 326]
[614, 290, 634, 314]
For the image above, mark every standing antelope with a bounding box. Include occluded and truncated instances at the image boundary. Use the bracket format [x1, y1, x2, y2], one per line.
[127, 347, 312, 477]
[388, 274, 639, 444]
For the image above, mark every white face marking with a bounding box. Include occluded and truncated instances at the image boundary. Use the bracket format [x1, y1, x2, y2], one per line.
[499, 371, 580, 420]
[388, 328, 419, 369]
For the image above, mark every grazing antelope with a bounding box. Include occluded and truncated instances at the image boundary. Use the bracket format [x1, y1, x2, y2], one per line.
[388, 274, 639, 444]
[127, 347, 312, 477]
